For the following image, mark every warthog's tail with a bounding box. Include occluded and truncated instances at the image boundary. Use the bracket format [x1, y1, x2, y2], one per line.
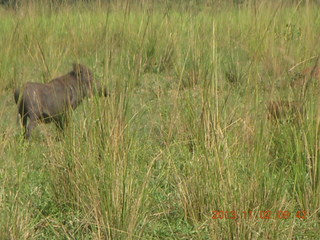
[14, 88, 20, 104]
[14, 88, 20, 124]
[14, 88, 23, 125]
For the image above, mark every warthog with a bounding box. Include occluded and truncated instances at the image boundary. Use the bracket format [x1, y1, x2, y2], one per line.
[14, 63, 108, 139]
[291, 66, 320, 89]
[267, 100, 304, 122]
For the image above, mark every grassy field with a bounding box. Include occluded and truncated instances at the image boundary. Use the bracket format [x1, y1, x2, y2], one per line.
[0, 0, 320, 239]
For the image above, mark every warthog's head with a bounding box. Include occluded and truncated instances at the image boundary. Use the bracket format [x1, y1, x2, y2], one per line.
[72, 63, 108, 97]
[73, 63, 94, 94]
[14, 63, 108, 139]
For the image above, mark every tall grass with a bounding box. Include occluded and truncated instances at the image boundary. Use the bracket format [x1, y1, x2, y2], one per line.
[0, 0, 320, 239]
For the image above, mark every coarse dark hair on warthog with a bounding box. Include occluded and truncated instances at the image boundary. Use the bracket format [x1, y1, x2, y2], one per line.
[14, 63, 108, 139]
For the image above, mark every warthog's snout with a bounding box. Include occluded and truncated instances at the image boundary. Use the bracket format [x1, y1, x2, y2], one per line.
[93, 81, 109, 97]
[14, 63, 108, 139]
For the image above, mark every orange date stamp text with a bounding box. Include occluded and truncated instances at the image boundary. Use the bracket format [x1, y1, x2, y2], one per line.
[212, 210, 308, 220]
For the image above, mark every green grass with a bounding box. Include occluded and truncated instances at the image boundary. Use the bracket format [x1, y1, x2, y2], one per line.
[1, 0, 320, 239]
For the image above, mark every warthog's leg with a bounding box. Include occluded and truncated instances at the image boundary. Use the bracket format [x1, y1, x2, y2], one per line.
[21, 113, 28, 137]
[55, 116, 66, 130]
[26, 116, 38, 139]
[54, 115, 69, 139]
[26, 121, 37, 139]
